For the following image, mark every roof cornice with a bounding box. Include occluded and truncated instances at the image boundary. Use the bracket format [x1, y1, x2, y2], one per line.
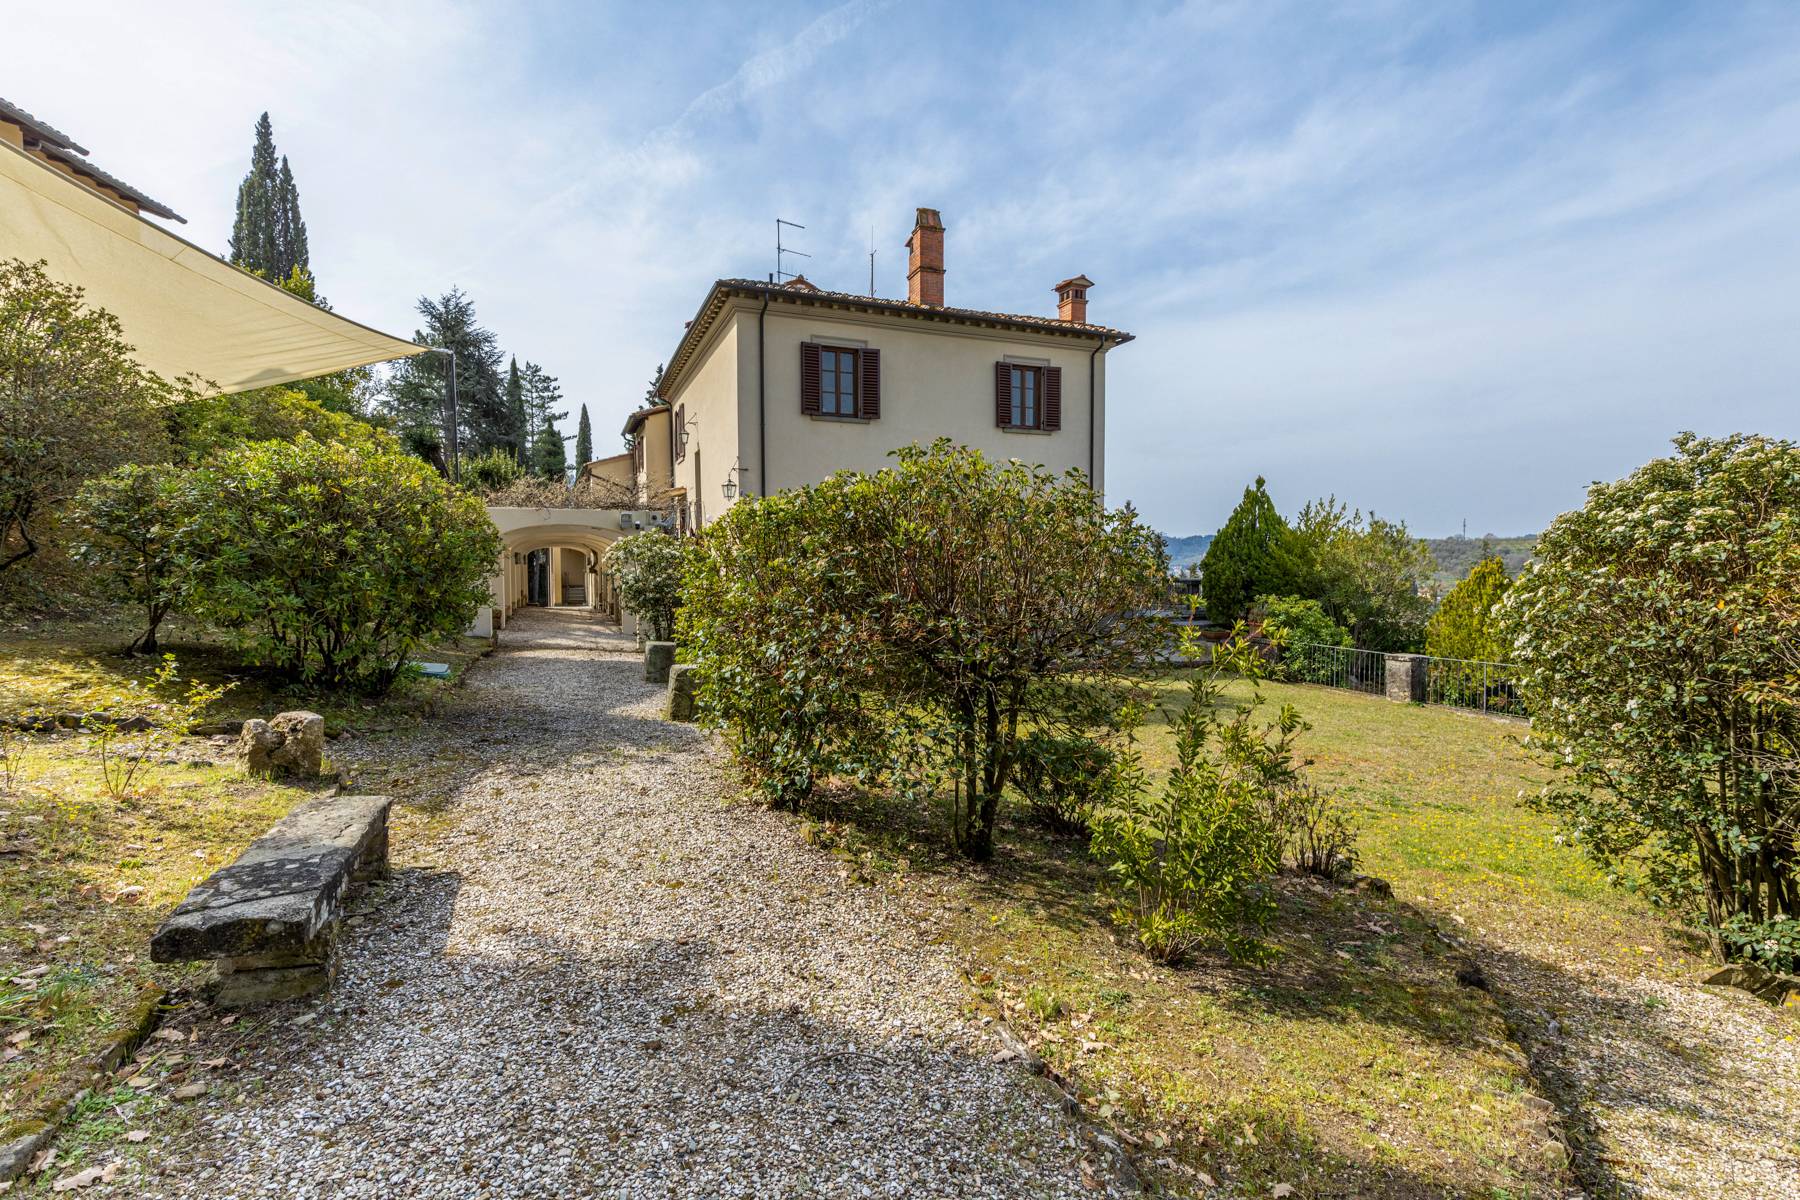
[658, 279, 1134, 400]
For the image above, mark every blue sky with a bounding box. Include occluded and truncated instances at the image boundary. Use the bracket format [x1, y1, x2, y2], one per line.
[6, 1, 1798, 535]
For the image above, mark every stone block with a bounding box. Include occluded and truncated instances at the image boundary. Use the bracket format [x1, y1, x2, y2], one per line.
[1384, 654, 1427, 703]
[239, 710, 326, 777]
[215, 961, 334, 1007]
[644, 641, 676, 684]
[667, 664, 699, 722]
[151, 794, 390, 964]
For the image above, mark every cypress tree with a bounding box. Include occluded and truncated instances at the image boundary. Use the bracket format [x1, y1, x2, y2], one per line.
[1199, 476, 1307, 622]
[575, 404, 593, 467]
[229, 114, 309, 282]
[274, 156, 309, 278]
[229, 113, 279, 274]
[505, 357, 527, 463]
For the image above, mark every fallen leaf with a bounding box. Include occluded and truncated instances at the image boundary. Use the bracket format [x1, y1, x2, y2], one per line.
[123, 1130, 150, 1143]
[151, 1028, 186, 1043]
[1271, 1186, 1295, 1199]
[199, 1056, 227, 1069]
[29, 1148, 56, 1174]
[52, 1167, 106, 1191]
[172, 1082, 208, 1100]
[220, 1013, 240, 1026]
[125, 1074, 153, 1088]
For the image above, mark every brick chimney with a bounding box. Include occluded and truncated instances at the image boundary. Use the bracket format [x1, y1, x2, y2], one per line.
[1054, 275, 1094, 324]
[905, 207, 945, 306]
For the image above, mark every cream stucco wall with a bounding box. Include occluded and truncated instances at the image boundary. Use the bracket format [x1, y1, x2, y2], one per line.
[634, 409, 674, 503]
[663, 299, 1113, 523]
[668, 317, 742, 530]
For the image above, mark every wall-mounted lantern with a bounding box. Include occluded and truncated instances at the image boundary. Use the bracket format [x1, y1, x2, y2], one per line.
[721, 459, 747, 500]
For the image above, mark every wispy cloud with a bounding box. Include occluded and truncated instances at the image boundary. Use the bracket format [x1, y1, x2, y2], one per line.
[3, 1, 1796, 534]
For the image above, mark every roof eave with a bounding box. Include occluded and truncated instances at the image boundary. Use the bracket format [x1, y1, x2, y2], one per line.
[658, 279, 1133, 398]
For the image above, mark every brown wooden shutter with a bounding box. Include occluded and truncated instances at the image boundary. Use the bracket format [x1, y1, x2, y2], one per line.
[860, 348, 881, 419]
[800, 342, 821, 415]
[994, 361, 1012, 427]
[1043, 366, 1062, 431]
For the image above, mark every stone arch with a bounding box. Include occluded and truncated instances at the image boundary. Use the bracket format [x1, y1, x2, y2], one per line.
[480, 508, 654, 633]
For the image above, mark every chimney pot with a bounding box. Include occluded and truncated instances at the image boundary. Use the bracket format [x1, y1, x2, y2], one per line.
[1054, 274, 1094, 324]
[906, 207, 946, 306]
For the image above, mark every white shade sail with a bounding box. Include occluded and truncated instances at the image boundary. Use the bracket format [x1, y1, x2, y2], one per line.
[0, 138, 424, 395]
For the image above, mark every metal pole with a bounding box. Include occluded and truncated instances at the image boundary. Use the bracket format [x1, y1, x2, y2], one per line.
[447, 347, 460, 483]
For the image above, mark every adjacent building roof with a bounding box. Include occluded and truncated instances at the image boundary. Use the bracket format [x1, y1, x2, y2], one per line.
[621, 402, 670, 439]
[0, 96, 87, 153]
[658, 278, 1134, 400]
[29, 137, 186, 223]
[0, 94, 184, 222]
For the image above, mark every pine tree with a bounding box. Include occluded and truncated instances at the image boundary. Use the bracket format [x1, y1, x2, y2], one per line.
[505, 357, 527, 463]
[229, 114, 309, 282]
[521, 362, 567, 444]
[380, 287, 506, 472]
[1199, 476, 1307, 622]
[574, 405, 593, 467]
[533, 416, 567, 481]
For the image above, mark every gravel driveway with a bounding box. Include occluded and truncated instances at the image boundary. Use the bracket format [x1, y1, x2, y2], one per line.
[127, 608, 1125, 1199]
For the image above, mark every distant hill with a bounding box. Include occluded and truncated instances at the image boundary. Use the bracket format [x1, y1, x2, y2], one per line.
[1162, 533, 1214, 570]
[1161, 530, 1535, 584]
[1424, 535, 1537, 584]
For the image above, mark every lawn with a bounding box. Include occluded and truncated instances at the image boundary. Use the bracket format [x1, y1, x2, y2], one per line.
[0, 613, 487, 1157]
[802, 675, 1711, 1199]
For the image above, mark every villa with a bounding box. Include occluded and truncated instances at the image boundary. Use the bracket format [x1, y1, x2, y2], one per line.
[594, 207, 1134, 533]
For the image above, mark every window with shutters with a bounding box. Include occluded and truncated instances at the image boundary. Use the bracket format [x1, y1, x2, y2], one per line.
[802, 342, 881, 420]
[995, 360, 1062, 432]
[819, 347, 859, 416]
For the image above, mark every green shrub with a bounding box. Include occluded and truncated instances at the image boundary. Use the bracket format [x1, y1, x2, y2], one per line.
[680, 486, 886, 810]
[1010, 730, 1121, 834]
[1292, 498, 1435, 652]
[1426, 554, 1511, 663]
[1255, 594, 1350, 682]
[165, 385, 379, 464]
[461, 447, 524, 493]
[1089, 633, 1295, 963]
[1262, 779, 1359, 880]
[179, 437, 500, 693]
[681, 441, 1169, 856]
[606, 530, 684, 642]
[71, 464, 193, 655]
[1501, 432, 1799, 969]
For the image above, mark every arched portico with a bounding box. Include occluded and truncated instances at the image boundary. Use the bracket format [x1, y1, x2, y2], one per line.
[476, 506, 666, 636]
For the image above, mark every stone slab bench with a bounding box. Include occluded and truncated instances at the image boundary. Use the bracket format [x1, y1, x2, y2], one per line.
[151, 794, 391, 1007]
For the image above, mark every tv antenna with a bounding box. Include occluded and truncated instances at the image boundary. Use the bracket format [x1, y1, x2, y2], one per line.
[776, 218, 809, 282]
[868, 225, 876, 297]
